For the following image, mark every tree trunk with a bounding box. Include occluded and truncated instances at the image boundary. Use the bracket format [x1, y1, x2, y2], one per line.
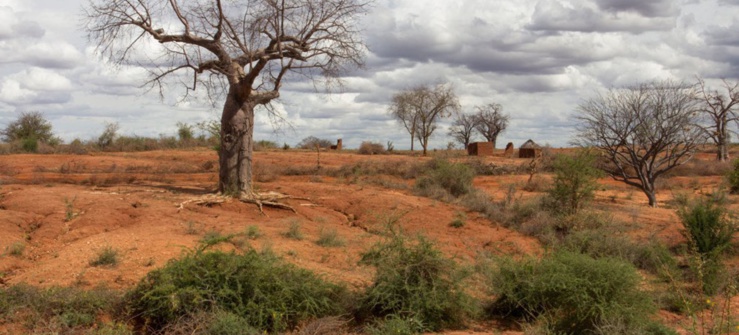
[645, 189, 657, 207]
[410, 132, 415, 151]
[717, 135, 729, 161]
[218, 92, 255, 198]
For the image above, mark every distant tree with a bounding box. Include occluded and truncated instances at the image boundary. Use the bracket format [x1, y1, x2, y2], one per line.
[574, 80, 704, 207]
[473, 103, 509, 149]
[1, 111, 58, 145]
[176, 122, 195, 142]
[297, 136, 333, 149]
[389, 83, 459, 156]
[448, 112, 477, 149]
[695, 77, 739, 161]
[85, 0, 369, 200]
[97, 121, 120, 149]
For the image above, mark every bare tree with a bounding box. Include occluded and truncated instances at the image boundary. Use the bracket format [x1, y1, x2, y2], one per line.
[473, 103, 509, 149]
[84, 0, 368, 203]
[574, 80, 704, 207]
[389, 91, 420, 152]
[389, 83, 459, 156]
[695, 77, 739, 161]
[448, 112, 477, 150]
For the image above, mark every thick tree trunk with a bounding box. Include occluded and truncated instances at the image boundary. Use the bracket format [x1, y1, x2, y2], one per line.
[645, 189, 657, 207]
[218, 92, 255, 198]
[717, 136, 729, 161]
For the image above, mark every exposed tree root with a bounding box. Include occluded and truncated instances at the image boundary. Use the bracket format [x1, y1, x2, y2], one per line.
[177, 191, 310, 216]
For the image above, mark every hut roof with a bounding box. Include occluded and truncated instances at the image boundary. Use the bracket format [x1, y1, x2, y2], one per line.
[520, 139, 540, 149]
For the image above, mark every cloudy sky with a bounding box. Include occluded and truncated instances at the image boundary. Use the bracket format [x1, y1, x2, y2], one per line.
[1, 0, 738, 149]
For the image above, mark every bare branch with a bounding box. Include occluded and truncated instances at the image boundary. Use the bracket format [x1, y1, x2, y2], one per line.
[574, 80, 704, 207]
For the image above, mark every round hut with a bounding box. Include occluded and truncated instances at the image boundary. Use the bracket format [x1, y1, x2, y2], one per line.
[519, 139, 541, 158]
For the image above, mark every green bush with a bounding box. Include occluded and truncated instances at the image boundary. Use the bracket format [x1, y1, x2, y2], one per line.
[356, 233, 474, 332]
[727, 159, 739, 194]
[316, 227, 346, 247]
[124, 248, 347, 332]
[487, 251, 656, 334]
[545, 150, 603, 215]
[21, 136, 38, 153]
[0, 285, 120, 332]
[365, 314, 425, 335]
[89, 246, 119, 267]
[414, 158, 475, 200]
[677, 193, 736, 259]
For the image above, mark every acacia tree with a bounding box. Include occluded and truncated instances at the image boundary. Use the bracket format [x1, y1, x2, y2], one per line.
[448, 112, 477, 149]
[574, 80, 704, 207]
[389, 83, 459, 156]
[84, 0, 368, 201]
[695, 77, 739, 161]
[473, 103, 509, 149]
[1, 111, 57, 144]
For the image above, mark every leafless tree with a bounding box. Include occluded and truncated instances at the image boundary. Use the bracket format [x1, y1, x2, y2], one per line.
[448, 112, 477, 150]
[695, 77, 739, 161]
[389, 83, 459, 156]
[574, 80, 704, 207]
[473, 103, 509, 149]
[389, 90, 420, 152]
[84, 0, 368, 203]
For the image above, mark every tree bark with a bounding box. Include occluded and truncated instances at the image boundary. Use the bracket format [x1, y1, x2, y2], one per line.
[645, 189, 657, 207]
[218, 89, 255, 198]
[717, 133, 729, 161]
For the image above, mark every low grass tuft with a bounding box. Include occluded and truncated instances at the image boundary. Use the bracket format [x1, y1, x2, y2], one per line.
[89, 246, 119, 267]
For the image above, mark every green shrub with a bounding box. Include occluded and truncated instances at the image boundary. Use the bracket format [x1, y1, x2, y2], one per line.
[0, 285, 120, 332]
[365, 314, 425, 335]
[727, 159, 739, 194]
[6, 241, 25, 257]
[21, 136, 38, 153]
[89, 246, 119, 267]
[284, 220, 304, 240]
[487, 251, 655, 334]
[316, 227, 345, 247]
[677, 193, 736, 259]
[414, 158, 475, 200]
[545, 150, 603, 215]
[356, 233, 474, 332]
[124, 248, 347, 332]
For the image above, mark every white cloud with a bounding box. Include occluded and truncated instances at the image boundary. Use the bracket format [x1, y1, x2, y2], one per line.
[0, 67, 73, 105]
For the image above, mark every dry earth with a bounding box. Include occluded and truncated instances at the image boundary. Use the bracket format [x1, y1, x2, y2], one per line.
[0, 148, 737, 334]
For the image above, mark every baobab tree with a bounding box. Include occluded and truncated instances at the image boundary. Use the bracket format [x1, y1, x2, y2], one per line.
[473, 103, 509, 149]
[84, 0, 368, 205]
[389, 83, 459, 156]
[695, 77, 739, 161]
[448, 112, 477, 149]
[574, 80, 704, 207]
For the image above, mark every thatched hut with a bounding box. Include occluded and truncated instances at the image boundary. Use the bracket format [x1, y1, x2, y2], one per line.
[519, 139, 541, 158]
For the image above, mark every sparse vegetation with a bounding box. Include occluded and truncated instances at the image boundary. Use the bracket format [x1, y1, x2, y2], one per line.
[414, 158, 475, 200]
[89, 246, 119, 267]
[284, 219, 304, 240]
[358, 141, 386, 155]
[6, 242, 25, 257]
[316, 227, 346, 247]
